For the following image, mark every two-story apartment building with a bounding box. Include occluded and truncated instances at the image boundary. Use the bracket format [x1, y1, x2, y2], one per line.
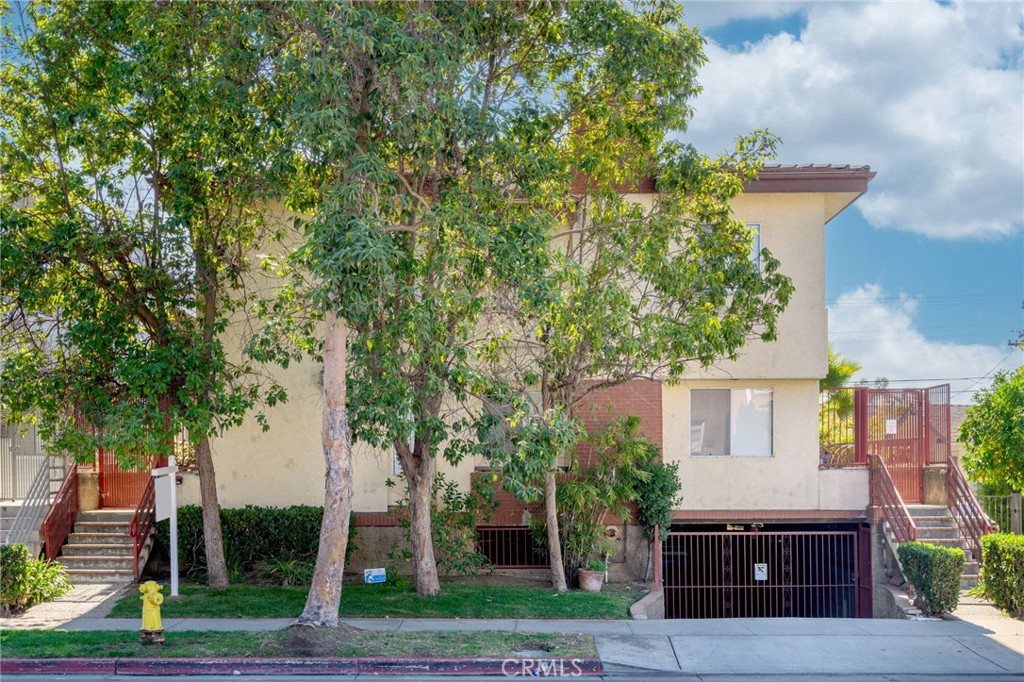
[167, 163, 880, 617]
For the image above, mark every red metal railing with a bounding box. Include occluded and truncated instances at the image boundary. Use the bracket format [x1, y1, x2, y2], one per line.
[948, 457, 997, 562]
[128, 476, 156, 580]
[869, 454, 917, 544]
[41, 463, 79, 561]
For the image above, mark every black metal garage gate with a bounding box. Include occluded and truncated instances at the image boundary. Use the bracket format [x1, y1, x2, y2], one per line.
[663, 529, 869, 619]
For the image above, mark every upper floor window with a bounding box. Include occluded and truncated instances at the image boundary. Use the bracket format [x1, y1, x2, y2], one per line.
[690, 388, 773, 457]
[749, 223, 761, 269]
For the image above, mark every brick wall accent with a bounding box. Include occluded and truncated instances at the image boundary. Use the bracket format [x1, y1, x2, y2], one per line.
[574, 379, 663, 467]
[355, 379, 663, 528]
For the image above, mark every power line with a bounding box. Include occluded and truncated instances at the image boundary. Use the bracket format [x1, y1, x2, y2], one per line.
[851, 376, 997, 384]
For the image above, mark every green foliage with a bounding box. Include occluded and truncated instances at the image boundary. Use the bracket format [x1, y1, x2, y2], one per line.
[556, 417, 659, 577]
[0, 1, 289, 464]
[483, 403, 584, 504]
[898, 541, 965, 616]
[980, 533, 1024, 617]
[819, 345, 863, 453]
[0, 543, 72, 614]
[247, 0, 790, 593]
[389, 472, 498, 576]
[153, 506, 356, 581]
[253, 557, 316, 588]
[107, 582, 633, 621]
[627, 450, 683, 542]
[0, 628, 594, 661]
[959, 367, 1024, 492]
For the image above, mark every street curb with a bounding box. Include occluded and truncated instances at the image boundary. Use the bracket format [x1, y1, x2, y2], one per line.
[2, 656, 604, 676]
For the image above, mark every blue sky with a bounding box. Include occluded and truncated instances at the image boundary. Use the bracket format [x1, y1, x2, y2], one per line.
[680, 0, 1023, 400]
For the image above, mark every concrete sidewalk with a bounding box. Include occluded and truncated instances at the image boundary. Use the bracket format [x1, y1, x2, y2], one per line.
[2, 586, 1021, 678]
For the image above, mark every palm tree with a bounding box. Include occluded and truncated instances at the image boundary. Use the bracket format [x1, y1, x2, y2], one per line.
[819, 344, 863, 465]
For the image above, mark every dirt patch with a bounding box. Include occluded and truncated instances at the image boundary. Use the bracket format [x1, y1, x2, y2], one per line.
[264, 624, 364, 657]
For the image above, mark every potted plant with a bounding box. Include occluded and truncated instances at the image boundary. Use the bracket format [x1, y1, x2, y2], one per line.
[577, 559, 607, 593]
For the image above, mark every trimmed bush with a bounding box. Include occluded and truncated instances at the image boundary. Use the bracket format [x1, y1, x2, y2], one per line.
[151, 505, 356, 583]
[980, 533, 1024, 617]
[898, 541, 965, 616]
[0, 543, 72, 614]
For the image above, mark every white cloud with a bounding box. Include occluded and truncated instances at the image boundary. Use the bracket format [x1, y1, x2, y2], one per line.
[828, 284, 1023, 400]
[681, 1, 811, 28]
[684, 1, 1024, 240]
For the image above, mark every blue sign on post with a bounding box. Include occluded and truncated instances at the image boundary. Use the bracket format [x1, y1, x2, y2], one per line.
[364, 567, 387, 584]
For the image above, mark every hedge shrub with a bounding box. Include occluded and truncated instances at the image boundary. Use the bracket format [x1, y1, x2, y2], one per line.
[152, 505, 355, 583]
[898, 541, 965, 616]
[980, 533, 1024, 617]
[0, 543, 72, 614]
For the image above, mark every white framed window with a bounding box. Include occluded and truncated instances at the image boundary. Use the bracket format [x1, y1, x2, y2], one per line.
[748, 223, 761, 269]
[690, 388, 773, 457]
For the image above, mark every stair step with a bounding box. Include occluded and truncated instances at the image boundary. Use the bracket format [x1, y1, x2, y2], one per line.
[61, 543, 136, 558]
[63, 568, 135, 584]
[907, 505, 949, 516]
[920, 537, 965, 548]
[76, 510, 135, 523]
[68, 531, 131, 543]
[59, 556, 135, 571]
[74, 521, 132, 534]
[916, 528, 961, 540]
[911, 516, 957, 528]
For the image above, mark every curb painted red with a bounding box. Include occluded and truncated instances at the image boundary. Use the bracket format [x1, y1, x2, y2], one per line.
[2, 656, 604, 676]
[1, 658, 116, 674]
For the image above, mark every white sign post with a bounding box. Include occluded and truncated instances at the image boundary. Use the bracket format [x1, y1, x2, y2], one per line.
[152, 456, 179, 597]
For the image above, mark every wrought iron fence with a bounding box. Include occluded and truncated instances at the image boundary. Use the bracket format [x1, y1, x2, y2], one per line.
[476, 526, 548, 568]
[663, 530, 863, 619]
[978, 494, 1023, 535]
[0, 417, 47, 500]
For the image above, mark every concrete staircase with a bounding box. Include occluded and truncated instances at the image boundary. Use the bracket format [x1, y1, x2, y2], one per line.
[1, 456, 73, 555]
[906, 505, 981, 589]
[57, 509, 151, 584]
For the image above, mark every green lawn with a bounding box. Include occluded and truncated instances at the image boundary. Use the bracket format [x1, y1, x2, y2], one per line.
[1, 628, 596, 659]
[106, 581, 637, 620]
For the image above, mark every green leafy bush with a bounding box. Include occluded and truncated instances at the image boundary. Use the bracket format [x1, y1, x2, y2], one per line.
[387, 472, 498, 576]
[980, 533, 1024, 617]
[898, 541, 964, 616]
[152, 505, 357, 582]
[0, 543, 72, 614]
[253, 556, 316, 586]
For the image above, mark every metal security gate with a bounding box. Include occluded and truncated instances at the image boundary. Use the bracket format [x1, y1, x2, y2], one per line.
[97, 449, 164, 508]
[820, 385, 951, 504]
[663, 530, 865, 619]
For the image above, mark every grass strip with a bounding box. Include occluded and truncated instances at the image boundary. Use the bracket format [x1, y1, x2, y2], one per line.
[1, 628, 596, 659]
[106, 582, 636, 620]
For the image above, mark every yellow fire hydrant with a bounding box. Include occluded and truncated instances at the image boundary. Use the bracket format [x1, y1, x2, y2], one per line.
[139, 580, 165, 644]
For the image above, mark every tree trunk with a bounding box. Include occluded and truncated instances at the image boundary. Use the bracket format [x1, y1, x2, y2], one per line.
[195, 436, 229, 589]
[400, 443, 441, 596]
[193, 257, 229, 589]
[545, 469, 568, 592]
[298, 311, 354, 627]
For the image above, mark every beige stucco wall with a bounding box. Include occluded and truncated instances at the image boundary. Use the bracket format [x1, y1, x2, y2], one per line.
[180, 349, 487, 512]
[688, 192, 829, 382]
[191, 188, 848, 513]
[179, 358, 324, 508]
[663, 378, 866, 512]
